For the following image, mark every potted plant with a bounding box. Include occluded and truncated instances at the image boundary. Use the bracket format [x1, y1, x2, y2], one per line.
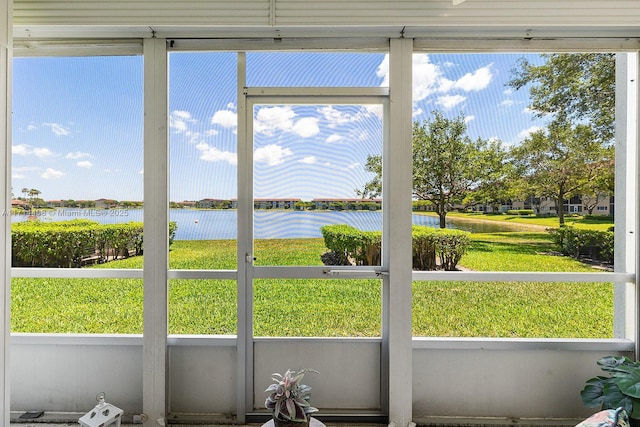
[581, 356, 640, 424]
[265, 369, 319, 427]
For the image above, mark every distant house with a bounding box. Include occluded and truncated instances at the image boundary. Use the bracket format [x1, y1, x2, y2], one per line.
[311, 198, 382, 210]
[179, 201, 196, 208]
[11, 199, 29, 210]
[95, 198, 117, 209]
[46, 200, 66, 208]
[253, 198, 301, 209]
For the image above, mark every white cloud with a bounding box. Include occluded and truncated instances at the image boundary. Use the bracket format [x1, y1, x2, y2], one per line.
[12, 144, 31, 156]
[326, 134, 344, 144]
[436, 95, 466, 109]
[12, 166, 38, 180]
[413, 54, 453, 102]
[364, 104, 383, 119]
[319, 105, 368, 127]
[211, 109, 238, 128]
[504, 88, 513, 96]
[454, 64, 493, 92]
[254, 144, 293, 166]
[13, 144, 55, 158]
[348, 162, 360, 169]
[139, 169, 144, 175]
[27, 125, 37, 131]
[33, 147, 55, 158]
[300, 156, 317, 164]
[170, 110, 195, 133]
[378, 54, 453, 102]
[66, 151, 92, 160]
[293, 117, 320, 138]
[195, 142, 237, 165]
[43, 122, 70, 136]
[173, 110, 192, 120]
[464, 115, 476, 123]
[376, 55, 389, 83]
[205, 129, 219, 137]
[254, 106, 296, 135]
[518, 126, 543, 141]
[41, 168, 65, 179]
[77, 161, 93, 169]
[378, 55, 493, 109]
[501, 99, 514, 107]
[172, 120, 188, 133]
[413, 107, 424, 117]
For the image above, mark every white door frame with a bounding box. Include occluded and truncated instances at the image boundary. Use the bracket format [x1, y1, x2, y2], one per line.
[237, 86, 391, 422]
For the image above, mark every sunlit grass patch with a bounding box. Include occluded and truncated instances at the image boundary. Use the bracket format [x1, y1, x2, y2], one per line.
[11, 277, 143, 333]
[12, 232, 615, 337]
[169, 279, 237, 334]
[412, 280, 613, 338]
[460, 232, 597, 272]
[253, 278, 381, 337]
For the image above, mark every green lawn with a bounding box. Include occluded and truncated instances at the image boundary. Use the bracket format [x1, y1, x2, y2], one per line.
[444, 211, 614, 231]
[11, 231, 614, 338]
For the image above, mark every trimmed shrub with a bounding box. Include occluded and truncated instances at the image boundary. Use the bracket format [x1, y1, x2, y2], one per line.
[434, 228, 471, 271]
[12, 220, 178, 267]
[507, 209, 535, 216]
[411, 226, 437, 271]
[322, 224, 471, 271]
[320, 224, 381, 266]
[547, 226, 614, 264]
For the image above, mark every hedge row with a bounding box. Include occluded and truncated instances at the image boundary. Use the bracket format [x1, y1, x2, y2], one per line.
[507, 209, 535, 216]
[547, 226, 613, 264]
[320, 224, 471, 271]
[12, 220, 178, 268]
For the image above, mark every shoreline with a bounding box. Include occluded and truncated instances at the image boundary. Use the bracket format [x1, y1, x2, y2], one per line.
[415, 212, 550, 231]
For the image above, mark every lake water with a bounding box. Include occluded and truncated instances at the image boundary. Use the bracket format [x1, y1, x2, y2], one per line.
[15, 208, 526, 240]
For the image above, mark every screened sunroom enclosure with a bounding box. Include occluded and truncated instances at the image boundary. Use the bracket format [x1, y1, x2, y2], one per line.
[4, 1, 640, 427]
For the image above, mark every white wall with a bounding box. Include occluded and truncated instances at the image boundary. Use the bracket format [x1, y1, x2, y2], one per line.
[9, 336, 633, 424]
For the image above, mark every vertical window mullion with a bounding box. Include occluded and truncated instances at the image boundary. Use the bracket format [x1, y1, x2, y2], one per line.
[385, 38, 414, 427]
[613, 52, 638, 342]
[236, 51, 250, 424]
[0, 0, 11, 423]
[143, 37, 169, 425]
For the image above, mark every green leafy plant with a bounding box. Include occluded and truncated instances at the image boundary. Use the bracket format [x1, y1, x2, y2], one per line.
[581, 356, 640, 420]
[265, 369, 319, 424]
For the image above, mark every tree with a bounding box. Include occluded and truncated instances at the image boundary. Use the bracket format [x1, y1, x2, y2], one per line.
[462, 138, 514, 213]
[509, 53, 616, 223]
[355, 155, 383, 200]
[359, 111, 501, 228]
[508, 53, 615, 144]
[28, 188, 41, 199]
[581, 153, 615, 215]
[511, 121, 611, 225]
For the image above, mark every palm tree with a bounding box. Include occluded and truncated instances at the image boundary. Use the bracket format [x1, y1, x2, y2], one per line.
[28, 189, 42, 208]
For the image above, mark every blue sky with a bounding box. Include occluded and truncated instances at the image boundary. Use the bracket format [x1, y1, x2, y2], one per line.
[12, 51, 547, 202]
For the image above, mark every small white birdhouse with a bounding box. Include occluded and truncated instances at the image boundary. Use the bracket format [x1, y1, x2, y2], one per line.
[79, 393, 123, 427]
